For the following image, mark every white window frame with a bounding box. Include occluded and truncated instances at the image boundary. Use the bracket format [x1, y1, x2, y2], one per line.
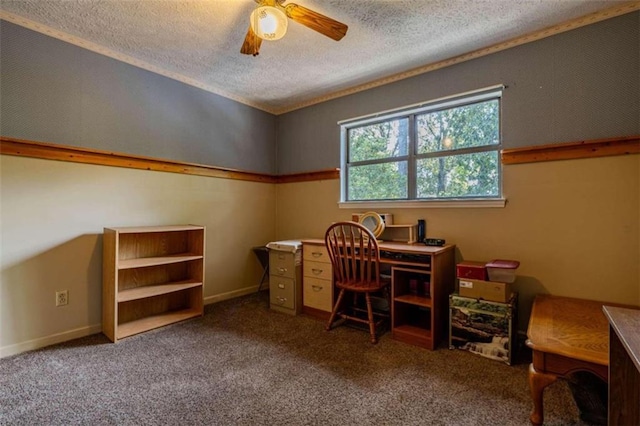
[338, 85, 506, 209]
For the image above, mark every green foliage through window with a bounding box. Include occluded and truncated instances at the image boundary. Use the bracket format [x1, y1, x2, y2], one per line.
[349, 162, 408, 200]
[417, 152, 499, 198]
[348, 118, 409, 162]
[341, 88, 502, 202]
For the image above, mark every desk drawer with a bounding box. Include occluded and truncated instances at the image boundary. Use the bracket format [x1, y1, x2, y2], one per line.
[270, 276, 295, 310]
[303, 260, 332, 281]
[303, 244, 330, 263]
[303, 277, 333, 312]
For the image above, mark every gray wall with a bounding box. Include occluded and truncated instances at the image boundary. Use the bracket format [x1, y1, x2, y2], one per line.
[2, 12, 638, 176]
[276, 12, 639, 174]
[0, 22, 277, 175]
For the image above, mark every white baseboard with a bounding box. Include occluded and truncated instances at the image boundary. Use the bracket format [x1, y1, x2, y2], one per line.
[204, 285, 262, 305]
[0, 323, 103, 359]
[1, 287, 264, 359]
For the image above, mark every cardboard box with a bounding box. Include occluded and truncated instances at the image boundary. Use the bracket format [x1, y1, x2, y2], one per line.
[449, 293, 518, 365]
[458, 278, 512, 303]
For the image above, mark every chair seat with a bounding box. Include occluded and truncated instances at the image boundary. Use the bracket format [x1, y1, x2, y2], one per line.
[336, 279, 389, 293]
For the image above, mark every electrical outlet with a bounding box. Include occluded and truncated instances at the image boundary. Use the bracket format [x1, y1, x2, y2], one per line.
[56, 290, 68, 307]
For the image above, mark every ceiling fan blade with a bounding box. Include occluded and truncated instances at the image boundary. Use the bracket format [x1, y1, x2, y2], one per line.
[240, 25, 262, 56]
[284, 3, 348, 41]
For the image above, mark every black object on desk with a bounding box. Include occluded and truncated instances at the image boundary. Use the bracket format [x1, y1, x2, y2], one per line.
[424, 238, 446, 246]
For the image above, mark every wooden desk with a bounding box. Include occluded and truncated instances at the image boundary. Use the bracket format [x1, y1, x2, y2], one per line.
[603, 306, 640, 425]
[526, 295, 609, 425]
[301, 239, 455, 349]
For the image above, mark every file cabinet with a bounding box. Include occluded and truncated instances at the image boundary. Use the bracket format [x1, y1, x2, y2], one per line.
[268, 242, 302, 315]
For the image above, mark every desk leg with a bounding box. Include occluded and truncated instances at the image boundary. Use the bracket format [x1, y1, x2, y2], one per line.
[529, 363, 557, 425]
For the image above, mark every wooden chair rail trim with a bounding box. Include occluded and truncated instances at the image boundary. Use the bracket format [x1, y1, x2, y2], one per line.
[0, 136, 339, 183]
[0, 136, 276, 183]
[277, 169, 340, 183]
[2, 135, 637, 183]
[501, 135, 640, 165]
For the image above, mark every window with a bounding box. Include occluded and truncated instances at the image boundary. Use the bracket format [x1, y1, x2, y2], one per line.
[340, 86, 503, 205]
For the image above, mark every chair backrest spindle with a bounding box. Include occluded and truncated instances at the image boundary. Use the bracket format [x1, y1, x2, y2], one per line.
[325, 221, 381, 286]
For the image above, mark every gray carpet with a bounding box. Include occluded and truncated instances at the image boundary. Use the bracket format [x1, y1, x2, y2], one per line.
[1, 292, 592, 425]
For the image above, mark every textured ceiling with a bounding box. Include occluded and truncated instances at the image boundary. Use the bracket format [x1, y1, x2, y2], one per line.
[0, 1, 635, 114]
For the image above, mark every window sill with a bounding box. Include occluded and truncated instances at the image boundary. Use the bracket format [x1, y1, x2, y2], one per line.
[338, 198, 507, 209]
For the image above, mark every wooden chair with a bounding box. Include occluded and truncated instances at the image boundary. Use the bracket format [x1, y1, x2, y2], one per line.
[324, 221, 389, 344]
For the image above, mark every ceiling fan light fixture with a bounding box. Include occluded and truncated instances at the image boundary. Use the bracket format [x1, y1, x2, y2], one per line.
[250, 6, 288, 41]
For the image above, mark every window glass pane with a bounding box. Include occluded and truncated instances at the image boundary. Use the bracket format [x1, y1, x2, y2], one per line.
[348, 118, 409, 162]
[416, 99, 499, 154]
[348, 162, 408, 200]
[416, 151, 499, 198]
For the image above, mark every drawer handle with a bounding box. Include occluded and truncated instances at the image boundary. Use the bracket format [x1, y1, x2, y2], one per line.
[311, 268, 323, 275]
[278, 283, 285, 289]
[311, 252, 323, 258]
[278, 267, 287, 274]
[275, 296, 287, 305]
[311, 285, 323, 292]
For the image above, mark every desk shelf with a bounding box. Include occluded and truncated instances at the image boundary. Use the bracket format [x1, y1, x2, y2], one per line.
[394, 294, 432, 308]
[380, 224, 418, 243]
[393, 324, 433, 348]
[391, 248, 455, 350]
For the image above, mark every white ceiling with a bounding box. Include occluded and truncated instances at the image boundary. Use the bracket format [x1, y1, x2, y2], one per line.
[0, 1, 635, 114]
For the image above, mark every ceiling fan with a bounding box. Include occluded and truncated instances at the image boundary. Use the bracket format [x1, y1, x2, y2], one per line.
[241, 0, 348, 56]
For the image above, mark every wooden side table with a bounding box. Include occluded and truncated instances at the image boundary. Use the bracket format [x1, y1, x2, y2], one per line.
[526, 295, 609, 425]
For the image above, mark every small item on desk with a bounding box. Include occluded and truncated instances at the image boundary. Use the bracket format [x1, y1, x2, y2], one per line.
[424, 238, 445, 246]
[417, 219, 426, 243]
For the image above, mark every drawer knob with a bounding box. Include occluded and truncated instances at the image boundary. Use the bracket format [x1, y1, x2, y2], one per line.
[278, 267, 287, 274]
[311, 268, 323, 275]
[278, 283, 285, 289]
[311, 285, 323, 292]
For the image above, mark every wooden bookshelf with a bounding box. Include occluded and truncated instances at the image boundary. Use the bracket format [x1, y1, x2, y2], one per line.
[103, 225, 205, 342]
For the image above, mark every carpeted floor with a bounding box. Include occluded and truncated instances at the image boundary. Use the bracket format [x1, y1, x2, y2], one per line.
[1, 292, 594, 425]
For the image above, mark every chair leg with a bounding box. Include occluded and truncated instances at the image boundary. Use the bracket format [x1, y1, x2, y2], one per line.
[365, 292, 377, 344]
[326, 289, 346, 331]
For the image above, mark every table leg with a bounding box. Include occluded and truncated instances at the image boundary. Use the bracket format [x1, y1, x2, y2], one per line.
[529, 363, 558, 425]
